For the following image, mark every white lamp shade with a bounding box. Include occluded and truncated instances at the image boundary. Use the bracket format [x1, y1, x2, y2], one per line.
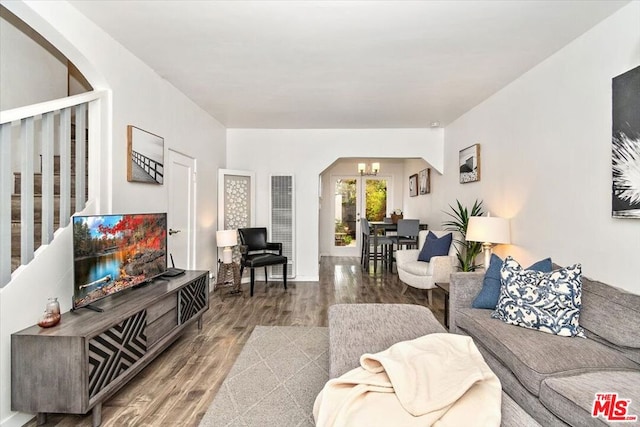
[372, 162, 380, 173]
[358, 163, 366, 173]
[466, 216, 510, 244]
[216, 229, 238, 247]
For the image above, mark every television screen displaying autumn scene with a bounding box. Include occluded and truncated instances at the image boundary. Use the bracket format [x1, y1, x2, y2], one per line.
[72, 213, 167, 309]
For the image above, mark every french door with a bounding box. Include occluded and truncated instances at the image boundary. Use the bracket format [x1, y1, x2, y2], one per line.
[331, 176, 390, 256]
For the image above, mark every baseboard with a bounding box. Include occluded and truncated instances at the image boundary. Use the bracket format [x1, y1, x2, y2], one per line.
[239, 275, 319, 283]
[0, 412, 34, 427]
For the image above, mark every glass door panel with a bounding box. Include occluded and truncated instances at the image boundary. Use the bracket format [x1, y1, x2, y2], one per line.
[364, 178, 388, 221]
[334, 178, 358, 250]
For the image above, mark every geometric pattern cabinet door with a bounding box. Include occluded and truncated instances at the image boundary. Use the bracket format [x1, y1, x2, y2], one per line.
[88, 310, 147, 399]
[178, 275, 207, 325]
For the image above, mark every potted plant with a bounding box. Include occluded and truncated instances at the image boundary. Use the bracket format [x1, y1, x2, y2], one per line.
[390, 208, 403, 224]
[443, 199, 485, 271]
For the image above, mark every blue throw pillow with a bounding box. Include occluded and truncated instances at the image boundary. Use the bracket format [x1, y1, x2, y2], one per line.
[417, 232, 452, 262]
[472, 254, 552, 309]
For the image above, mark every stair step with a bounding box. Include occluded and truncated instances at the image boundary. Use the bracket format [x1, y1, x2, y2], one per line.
[13, 173, 86, 196]
[39, 154, 83, 175]
[11, 194, 75, 222]
[11, 256, 21, 273]
[11, 223, 42, 265]
[10, 220, 64, 262]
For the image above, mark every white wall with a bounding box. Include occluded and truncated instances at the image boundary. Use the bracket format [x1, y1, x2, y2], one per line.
[226, 128, 444, 279]
[401, 158, 436, 223]
[424, 1, 640, 293]
[0, 2, 226, 426]
[0, 7, 67, 111]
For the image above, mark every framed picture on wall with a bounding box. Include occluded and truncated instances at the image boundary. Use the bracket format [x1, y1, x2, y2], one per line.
[419, 168, 430, 194]
[612, 65, 640, 218]
[127, 125, 164, 184]
[459, 143, 481, 184]
[409, 174, 418, 197]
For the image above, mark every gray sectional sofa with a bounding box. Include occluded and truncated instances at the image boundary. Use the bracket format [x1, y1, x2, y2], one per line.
[327, 303, 541, 426]
[450, 271, 640, 426]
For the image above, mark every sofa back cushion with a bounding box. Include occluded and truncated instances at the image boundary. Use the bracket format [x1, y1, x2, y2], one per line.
[580, 276, 640, 350]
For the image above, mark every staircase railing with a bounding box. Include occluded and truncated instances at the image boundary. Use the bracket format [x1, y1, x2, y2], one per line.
[0, 90, 107, 287]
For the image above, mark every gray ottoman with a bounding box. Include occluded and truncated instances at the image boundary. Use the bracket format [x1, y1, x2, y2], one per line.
[327, 303, 540, 426]
[328, 303, 446, 378]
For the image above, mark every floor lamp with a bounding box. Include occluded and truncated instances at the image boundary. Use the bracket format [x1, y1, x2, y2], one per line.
[466, 215, 511, 269]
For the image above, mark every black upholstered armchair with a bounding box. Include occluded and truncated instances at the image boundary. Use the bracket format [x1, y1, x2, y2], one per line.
[237, 227, 288, 297]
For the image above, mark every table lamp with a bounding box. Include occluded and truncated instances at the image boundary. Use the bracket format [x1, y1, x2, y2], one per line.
[216, 229, 238, 264]
[466, 215, 511, 269]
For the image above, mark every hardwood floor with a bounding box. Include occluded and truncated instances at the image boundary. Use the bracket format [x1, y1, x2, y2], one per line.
[29, 256, 447, 426]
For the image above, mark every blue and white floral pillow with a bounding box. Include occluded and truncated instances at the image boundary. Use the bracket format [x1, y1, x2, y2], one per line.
[491, 256, 585, 338]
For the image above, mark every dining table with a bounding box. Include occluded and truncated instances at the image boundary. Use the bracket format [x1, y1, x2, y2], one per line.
[368, 221, 429, 273]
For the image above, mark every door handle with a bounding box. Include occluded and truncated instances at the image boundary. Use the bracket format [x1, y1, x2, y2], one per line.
[169, 228, 182, 236]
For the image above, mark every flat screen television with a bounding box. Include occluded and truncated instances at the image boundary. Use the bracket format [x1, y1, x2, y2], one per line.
[72, 213, 167, 310]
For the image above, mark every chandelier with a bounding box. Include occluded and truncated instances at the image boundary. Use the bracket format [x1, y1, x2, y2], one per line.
[358, 162, 380, 176]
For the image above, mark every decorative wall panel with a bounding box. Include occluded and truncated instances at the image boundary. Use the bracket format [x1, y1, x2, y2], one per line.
[217, 169, 255, 263]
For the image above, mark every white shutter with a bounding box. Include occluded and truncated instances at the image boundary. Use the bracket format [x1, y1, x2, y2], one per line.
[269, 175, 295, 279]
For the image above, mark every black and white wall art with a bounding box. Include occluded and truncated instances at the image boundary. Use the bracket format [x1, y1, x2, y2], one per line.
[409, 174, 418, 197]
[459, 144, 481, 184]
[127, 126, 165, 184]
[419, 168, 430, 194]
[612, 65, 640, 218]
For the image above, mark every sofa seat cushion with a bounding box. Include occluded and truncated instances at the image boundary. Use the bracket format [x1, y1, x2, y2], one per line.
[540, 370, 640, 427]
[399, 260, 430, 276]
[456, 308, 639, 396]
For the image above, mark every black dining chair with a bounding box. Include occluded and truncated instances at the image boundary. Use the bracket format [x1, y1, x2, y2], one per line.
[238, 227, 288, 296]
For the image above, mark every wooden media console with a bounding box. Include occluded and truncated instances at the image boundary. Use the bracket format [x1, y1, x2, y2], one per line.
[11, 271, 209, 426]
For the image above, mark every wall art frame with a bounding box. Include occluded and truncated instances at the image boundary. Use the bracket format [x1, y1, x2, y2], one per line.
[459, 143, 481, 184]
[127, 125, 164, 184]
[612, 65, 640, 218]
[419, 168, 430, 195]
[409, 173, 418, 197]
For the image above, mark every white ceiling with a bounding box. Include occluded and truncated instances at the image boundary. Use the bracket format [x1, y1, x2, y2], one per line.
[69, 0, 628, 129]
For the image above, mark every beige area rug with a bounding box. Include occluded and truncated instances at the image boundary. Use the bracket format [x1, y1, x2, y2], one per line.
[199, 326, 329, 427]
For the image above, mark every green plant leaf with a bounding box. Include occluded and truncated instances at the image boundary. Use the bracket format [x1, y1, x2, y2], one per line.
[442, 199, 485, 271]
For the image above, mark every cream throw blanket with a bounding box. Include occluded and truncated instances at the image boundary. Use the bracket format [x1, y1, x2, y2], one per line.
[313, 333, 501, 427]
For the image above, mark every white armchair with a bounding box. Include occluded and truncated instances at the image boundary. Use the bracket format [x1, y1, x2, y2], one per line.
[395, 230, 462, 305]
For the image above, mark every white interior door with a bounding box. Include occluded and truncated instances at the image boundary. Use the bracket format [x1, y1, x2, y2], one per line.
[167, 150, 196, 269]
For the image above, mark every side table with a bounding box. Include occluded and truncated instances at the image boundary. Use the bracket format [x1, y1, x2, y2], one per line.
[216, 261, 242, 298]
[435, 282, 450, 329]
